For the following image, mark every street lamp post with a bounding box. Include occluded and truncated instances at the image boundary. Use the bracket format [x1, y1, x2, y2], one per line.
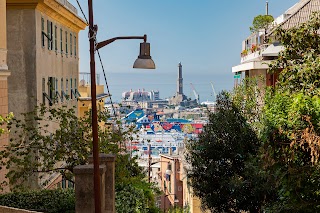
[87, 1, 155, 212]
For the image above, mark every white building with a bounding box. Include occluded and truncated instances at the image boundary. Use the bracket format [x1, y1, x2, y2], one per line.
[232, 0, 320, 88]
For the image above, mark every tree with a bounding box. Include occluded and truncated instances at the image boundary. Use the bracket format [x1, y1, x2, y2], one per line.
[250, 15, 274, 33]
[0, 104, 159, 211]
[185, 91, 263, 212]
[261, 12, 320, 212]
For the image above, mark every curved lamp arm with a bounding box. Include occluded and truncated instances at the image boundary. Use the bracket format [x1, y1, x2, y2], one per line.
[96, 34, 147, 50]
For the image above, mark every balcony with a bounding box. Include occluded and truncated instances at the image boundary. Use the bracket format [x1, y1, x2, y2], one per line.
[240, 44, 269, 64]
[79, 72, 101, 86]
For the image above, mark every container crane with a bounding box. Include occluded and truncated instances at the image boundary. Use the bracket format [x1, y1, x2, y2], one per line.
[190, 83, 200, 105]
[210, 81, 217, 101]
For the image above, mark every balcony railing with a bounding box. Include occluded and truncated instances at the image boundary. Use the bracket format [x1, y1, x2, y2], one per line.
[240, 44, 269, 63]
[79, 72, 101, 86]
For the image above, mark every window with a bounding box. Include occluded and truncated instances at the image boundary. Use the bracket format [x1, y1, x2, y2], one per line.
[42, 78, 45, 104]
[61, 78, 64, 91]
[55, 78, 58, 93]
[70, 33, 73, 56]
[62, 178, 66, 189]
[68, 180, 74, 188]
[65, 31, 68, 55]
[70, 78, 73, 99]
[48, 77, 55, 103]
[41, 18, 45, 47]
[54, 25, 57, 51]
[47, 20, 52, 50]
[74, 36, 77, 56]
[60, 28, 63, 53]
[66, 79, 69, 97]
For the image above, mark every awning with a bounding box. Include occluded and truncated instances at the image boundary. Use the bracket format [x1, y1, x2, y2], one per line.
[78, 93, 110, 101]
[232, 61, 270, 73]
[262, 43, 284, 57]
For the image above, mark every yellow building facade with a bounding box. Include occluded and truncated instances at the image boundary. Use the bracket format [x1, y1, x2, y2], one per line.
[5, 0, 86, 189]
[78, 73, 109, 118]
[6, 0, 86, 117]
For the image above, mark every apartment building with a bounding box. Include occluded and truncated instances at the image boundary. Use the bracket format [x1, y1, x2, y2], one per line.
[159, 153, 183, 211]
[5, 0, 86, 188]
[6, 0, 86, 117]
[232, 0, 320, 87]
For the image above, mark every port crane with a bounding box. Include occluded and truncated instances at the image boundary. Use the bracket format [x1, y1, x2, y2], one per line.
[190, 83, 200, 105]
[210, 81, 217, 101]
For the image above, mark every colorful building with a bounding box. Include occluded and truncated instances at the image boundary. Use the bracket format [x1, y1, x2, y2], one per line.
[78, 72, 109, 118]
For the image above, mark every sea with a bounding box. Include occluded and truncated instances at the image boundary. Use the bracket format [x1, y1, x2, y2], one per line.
[96, 71, 234, 104]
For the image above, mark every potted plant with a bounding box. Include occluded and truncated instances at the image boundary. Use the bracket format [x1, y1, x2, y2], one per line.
[251, 44, 258, 52]
[241, 49, 248, 57]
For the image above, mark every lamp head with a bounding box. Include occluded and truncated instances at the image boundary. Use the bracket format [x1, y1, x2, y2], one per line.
[133, 42, 156, 69]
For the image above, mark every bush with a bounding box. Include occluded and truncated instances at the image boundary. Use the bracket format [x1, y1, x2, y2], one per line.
[0, 189, 75, 213]
[115, 183, 147, 213]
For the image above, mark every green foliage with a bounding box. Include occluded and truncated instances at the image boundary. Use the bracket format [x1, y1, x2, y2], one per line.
[0, 189, 75, 213]
[232, 77, 265, 134]
[0, 104, 129, 189]
[185, 11, 320, 213]
[185, 91, 263, 212]
[261, 12, 320, 212]
[0, 103, 160, 211]
[270, 13, 320, 96]
[250, 15, 274, 33]
[115, 184, 147, 213]
[0, 113, 13, 136]
[166, 206, 185, 213]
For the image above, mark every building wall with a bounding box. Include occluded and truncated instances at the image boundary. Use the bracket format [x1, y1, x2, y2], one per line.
[6, 0, 86, 189]
[7, 0, 86, 118]
[0, 0, 10, 193]
[0, 0, 8, 71]
[0, 205, 41, 213]
[7, 8, 37, 116]
[159, 155, 183, 211]
[248, 69, 266, 88]
[35, 9, 79, 110]
[78, 84, 106, 118]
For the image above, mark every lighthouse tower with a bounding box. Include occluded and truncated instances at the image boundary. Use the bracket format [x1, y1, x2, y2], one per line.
[177, 62, 183, 95]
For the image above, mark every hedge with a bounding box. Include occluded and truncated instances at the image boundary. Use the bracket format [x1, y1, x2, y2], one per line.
[0, 189, 75, 213]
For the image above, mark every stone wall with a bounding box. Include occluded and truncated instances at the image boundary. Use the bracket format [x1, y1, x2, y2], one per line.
[0, 206, 42, 213]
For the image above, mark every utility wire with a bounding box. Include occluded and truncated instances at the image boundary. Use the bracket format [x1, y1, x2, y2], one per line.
[97, 50, 117, 118]
[75, 0, 89, 24]
[75, 0, 117, 118]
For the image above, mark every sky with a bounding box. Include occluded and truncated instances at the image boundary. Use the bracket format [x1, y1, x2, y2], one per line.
[69, 0, 298, 102]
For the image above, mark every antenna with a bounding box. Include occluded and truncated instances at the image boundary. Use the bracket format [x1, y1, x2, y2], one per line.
[266, 1, 269, 15]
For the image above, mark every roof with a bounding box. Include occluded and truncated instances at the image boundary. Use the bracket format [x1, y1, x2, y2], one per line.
[285, 0, 311, 15]
[269, 0, 320, 34]
[261, 43, 285, 57]
[78, 93, 110, 101]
